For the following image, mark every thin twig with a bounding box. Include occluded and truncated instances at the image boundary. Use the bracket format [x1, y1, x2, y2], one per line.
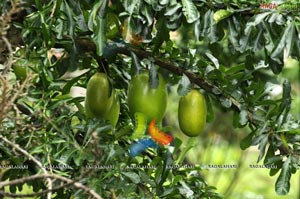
[0, 181, 74, 198]
[1, 36, 13, 75]
[0, 74, 32, 125]
[0, 136, 53, 199]
[0, 173, 103, 199]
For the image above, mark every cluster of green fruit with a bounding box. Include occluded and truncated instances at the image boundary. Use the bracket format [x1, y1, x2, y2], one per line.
[84, 71, 207, 137]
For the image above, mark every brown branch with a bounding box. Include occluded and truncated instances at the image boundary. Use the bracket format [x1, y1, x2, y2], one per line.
[0, 173, 103, 199]
[0, 136, 53, 199]
[1, 36, 13, 75]
[0, 0, 23, 35]
[0, 74, 32, 125]
[0, 181, 74, 198]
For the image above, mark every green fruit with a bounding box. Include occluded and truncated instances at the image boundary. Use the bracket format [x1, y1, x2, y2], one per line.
[127, 72, 167, 122]
[85, 97, 95, 118]
[103, 90, 120, 127]
[178, 89, 207, 137]
[13, 64, 28, 81]
[85, 72, 113, 117]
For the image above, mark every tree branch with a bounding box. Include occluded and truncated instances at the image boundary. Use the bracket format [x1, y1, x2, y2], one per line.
[0, 173, 103, 199]
[0, 136, 53, 199]
[0, 181, 74, 198]
[74, 39, 249, 118]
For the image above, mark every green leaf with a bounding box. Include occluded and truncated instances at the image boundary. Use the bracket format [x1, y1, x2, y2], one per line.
[213, 9, 232, 24]
[122, 0, 141, 15]
[173, 137, 183, 154]
[225, 64, 245, 75]
[175, 137, 197, 165]
[153, 16, 170, 53]
[257, 134, 268, 163]
[205, 53, 219, 69]
[275, 157, 291, 195]
[165, 3, 182, 17]
[220, 97, 232, 108]
[88, 1, 102, 30]
[141, 4, 153, 26]
[239, 110, 248, 126]
[179, 180, 194, 197]
[278, 80, 291, 115]
[122, 172, 141, 184]
[62, 71, 89, 94]
[205, 95, 214, 123]
[63, 0, 75, 37]
[270, 161, 282, 176]
[130, 52, 142, 75]
[148, 63, 159, 89]
[181, 0, 200, 23]
[228, 18, 239, 49]
[93, 17, 106, 56]
[276, 80, 291, 129]
[271, 21, 295, 63]
[240, 133, 254, 150]
[177, 74, 191, 96]
[268, 57, 283, 74]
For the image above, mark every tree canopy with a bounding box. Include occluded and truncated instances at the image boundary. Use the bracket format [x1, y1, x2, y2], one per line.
[0, 0, 299, 198]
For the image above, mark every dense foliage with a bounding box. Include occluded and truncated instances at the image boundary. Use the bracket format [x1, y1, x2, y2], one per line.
[0, 0, 299, 198]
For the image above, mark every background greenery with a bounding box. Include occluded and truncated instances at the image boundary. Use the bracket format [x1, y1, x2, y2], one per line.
[0, 0, 299, 198]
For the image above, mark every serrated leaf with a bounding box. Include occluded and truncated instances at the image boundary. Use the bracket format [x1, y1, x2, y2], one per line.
[275, 157, 291, 195]
[181, 0, 200, 23]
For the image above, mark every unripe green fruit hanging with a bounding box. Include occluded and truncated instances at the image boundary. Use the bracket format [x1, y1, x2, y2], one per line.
[127, 72, 167, 123]
[85, 72, 113, 118]
[178, 89, 207, 137]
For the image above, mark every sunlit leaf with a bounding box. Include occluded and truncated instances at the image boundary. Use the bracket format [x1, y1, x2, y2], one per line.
[181, 0, 200, 23]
